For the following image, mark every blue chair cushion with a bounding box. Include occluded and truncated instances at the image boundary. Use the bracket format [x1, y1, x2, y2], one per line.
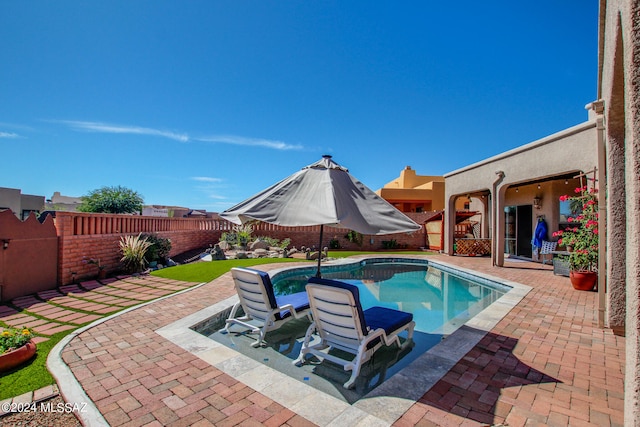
[363, 306, 413, 349]
[308, 277, 368, 334]
[275, 291, 310, 320]
[364, 306, 413, 335]
[253, 269, 279, 310]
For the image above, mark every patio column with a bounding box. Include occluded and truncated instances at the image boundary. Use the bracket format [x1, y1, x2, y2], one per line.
[491, 172, 505, 266]
[443, 194, 457, 255]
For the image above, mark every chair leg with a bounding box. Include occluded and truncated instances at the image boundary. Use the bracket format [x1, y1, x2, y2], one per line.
[293, 321, 316, 366]
[223, 302, 241, 334]
[251, 328, 267, 347]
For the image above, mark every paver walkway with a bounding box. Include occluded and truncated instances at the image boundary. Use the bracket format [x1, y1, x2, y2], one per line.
[1, 256, 626, 426]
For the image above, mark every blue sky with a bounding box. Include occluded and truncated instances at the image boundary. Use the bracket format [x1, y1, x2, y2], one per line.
[1, 1, 598, 212]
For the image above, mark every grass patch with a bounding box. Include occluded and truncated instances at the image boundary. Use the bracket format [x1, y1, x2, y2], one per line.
[151, 251, 435, 283]
[151, 257, 306, 283]
[0, 331, 69, 400]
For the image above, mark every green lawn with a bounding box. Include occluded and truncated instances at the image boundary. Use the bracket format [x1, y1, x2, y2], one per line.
[151, 257, 306, 282]
[151, 251, 434, 283]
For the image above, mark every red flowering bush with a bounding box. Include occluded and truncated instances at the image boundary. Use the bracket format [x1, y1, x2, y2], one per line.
[552, 186, 599, 272]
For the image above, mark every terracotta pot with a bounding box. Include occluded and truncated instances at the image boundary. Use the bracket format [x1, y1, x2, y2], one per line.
[570, 271, 597, 291]
[0, 340, 37, 372]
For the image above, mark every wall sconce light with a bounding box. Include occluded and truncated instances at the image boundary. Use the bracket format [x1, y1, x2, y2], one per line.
[515, 187, 519, 192]
[2, 239, 9, 250]
[533, 197, 542, 209]
[537, 184, 541, 189]
[565, 180, 569, 185]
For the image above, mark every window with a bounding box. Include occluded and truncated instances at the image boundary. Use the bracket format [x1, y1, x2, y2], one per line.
[559, 199, 581, 229]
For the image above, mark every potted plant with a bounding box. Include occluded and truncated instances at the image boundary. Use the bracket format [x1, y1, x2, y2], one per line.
[553, 186, 599, 290]
[0, 327, 36, 372]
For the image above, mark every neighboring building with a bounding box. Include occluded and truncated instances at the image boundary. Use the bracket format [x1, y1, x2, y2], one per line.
[376, 166, 469, 213]
[142, 207, 170, 217]
[0, 187, 44, 220]
[46, 191, 83, 212]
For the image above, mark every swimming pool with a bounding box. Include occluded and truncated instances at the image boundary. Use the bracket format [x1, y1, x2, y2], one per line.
[159, 257, 530, 423]
[270, 258, 509, 335]
[190, 258, 512, 404]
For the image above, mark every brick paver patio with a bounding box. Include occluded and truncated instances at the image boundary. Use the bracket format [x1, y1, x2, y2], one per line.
[1, 256, 626, 426]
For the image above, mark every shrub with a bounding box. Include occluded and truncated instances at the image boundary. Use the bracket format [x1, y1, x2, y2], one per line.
[382, 239, 399, 249]
[77, 186, 144, 214]
[256, 236, 291, 249]
[140, 233, 172, 263]
[120, 233, 153, 273]
[344, 230, 363, 246]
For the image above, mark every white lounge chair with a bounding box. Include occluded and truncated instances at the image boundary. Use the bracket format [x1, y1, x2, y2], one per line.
[224, 267, 310, 347]
[294, 277, 415, 389]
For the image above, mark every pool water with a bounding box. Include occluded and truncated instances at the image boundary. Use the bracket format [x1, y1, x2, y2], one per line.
[195, 259, 510, 403]
[271, 259, 507, 334]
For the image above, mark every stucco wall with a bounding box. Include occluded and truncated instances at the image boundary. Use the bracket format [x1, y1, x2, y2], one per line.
[599, 0, 640, 423]
[443, 121, 598, 260]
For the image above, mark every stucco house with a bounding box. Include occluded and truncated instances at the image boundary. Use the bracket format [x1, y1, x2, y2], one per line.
[0, 187, 45, 220]
[443, 0, 640, 422]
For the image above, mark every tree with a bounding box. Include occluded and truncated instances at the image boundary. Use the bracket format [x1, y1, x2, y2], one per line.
[77, 186, 144, 214]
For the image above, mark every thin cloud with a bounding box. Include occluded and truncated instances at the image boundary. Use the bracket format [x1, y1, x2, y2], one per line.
[0, 132, 20, 138]
[58, 120, 189, 142]
[53, 119, 302, 151]
[191, 176, 223, 183]
[196, 135, 303, 150]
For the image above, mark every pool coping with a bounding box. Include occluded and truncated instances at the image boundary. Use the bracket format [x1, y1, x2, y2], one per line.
[156, 258, 532, 426]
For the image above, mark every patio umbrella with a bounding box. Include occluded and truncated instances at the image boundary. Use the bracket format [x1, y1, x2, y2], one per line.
[220, 155, 421, 277]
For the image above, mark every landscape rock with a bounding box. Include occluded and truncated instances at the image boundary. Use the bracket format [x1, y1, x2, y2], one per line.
[250, 239, 270, 250]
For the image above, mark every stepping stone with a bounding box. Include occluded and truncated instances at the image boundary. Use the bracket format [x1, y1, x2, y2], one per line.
[0, 306, 19, 318]
[37, 290, 65, 300]
[11, 296, 41, 309]
[33, 323, 75, 336]
[60, 285, 83, 293]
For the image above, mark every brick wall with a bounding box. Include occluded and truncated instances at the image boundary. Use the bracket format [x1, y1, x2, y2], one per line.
[58, 229, 222, 285]
[53, 212, 427, 285]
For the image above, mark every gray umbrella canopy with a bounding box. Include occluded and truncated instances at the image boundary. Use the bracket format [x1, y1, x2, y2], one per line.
[220, 155, 421, 276]
[220, 155, 421, 234]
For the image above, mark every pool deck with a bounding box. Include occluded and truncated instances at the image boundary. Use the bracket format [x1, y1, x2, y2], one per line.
[4, 255, 625, 426]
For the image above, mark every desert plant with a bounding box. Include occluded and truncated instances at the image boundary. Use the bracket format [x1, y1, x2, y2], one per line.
[256, 236, 291, 249]
[119, 233, 153, 273]
[233, 224, 254, 246]
[344, 230, 363, 246]
[140, 233, 172, 263]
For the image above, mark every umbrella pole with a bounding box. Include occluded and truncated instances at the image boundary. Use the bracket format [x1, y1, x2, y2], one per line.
[315, 225, 324, 277]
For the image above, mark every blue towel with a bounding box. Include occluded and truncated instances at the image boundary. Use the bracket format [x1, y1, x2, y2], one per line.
[532, 219, 548, 249]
